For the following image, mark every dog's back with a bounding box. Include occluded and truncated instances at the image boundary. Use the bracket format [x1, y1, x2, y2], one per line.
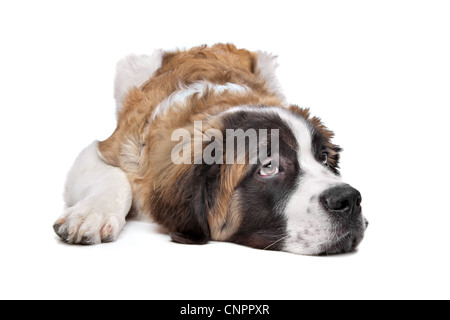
[98, 43, 284, 176]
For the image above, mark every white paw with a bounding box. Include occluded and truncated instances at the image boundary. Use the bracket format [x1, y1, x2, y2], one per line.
[53, 201, 125, 245]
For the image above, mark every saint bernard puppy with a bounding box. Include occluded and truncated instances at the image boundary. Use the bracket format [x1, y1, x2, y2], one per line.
[53, 44, 368, 255]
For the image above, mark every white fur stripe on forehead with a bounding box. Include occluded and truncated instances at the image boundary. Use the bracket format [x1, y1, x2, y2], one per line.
[273, 108, 339, 178]
[275, 109, 315, 162]
[114, 49, 164, 115]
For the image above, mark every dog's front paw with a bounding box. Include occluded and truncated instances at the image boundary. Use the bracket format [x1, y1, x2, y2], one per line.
[53, 202, 125, 245]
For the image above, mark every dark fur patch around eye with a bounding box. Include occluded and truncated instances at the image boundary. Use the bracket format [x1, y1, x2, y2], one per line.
[221, 109, 301, 250]
[311, 124, 342, 175]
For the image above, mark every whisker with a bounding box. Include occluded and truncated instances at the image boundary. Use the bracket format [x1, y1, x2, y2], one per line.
[263, 235, 289, 251]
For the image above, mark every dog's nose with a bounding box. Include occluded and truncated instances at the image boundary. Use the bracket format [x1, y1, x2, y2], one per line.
[320, 185, 362, 218]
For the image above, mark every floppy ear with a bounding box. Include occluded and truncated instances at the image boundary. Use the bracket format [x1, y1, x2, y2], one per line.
[170, 163, 220, 245]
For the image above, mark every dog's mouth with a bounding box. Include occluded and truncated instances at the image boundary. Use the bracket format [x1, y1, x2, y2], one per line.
[318, 234, 363, 256]
[318, 220, 368, 256]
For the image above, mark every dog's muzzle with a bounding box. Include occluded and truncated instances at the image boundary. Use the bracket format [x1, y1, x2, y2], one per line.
[318, 184, 367, 254]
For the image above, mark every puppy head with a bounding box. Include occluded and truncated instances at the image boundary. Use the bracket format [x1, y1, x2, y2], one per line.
[146, 105, 367, 255]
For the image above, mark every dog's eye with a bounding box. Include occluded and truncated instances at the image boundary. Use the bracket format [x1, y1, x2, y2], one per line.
[258, 162, 279, 178]
[321, 152, 329, 167]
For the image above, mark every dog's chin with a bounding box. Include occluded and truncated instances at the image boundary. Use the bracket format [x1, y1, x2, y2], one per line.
[317, 231, 365, 256]
[289, 219, 368, 256]
[315, 212, 368, 256]
[282, 230, 366, 256]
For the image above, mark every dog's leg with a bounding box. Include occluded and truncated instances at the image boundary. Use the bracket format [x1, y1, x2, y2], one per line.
[53, 141, 132, 244]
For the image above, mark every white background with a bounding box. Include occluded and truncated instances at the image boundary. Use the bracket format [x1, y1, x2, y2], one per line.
[0, 0, 449, 300]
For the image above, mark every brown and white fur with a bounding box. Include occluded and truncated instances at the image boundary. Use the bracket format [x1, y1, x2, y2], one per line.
[53, 44, 367, 255]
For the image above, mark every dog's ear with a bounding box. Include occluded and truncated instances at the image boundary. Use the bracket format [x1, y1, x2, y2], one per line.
[169, 163, 221, 245]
